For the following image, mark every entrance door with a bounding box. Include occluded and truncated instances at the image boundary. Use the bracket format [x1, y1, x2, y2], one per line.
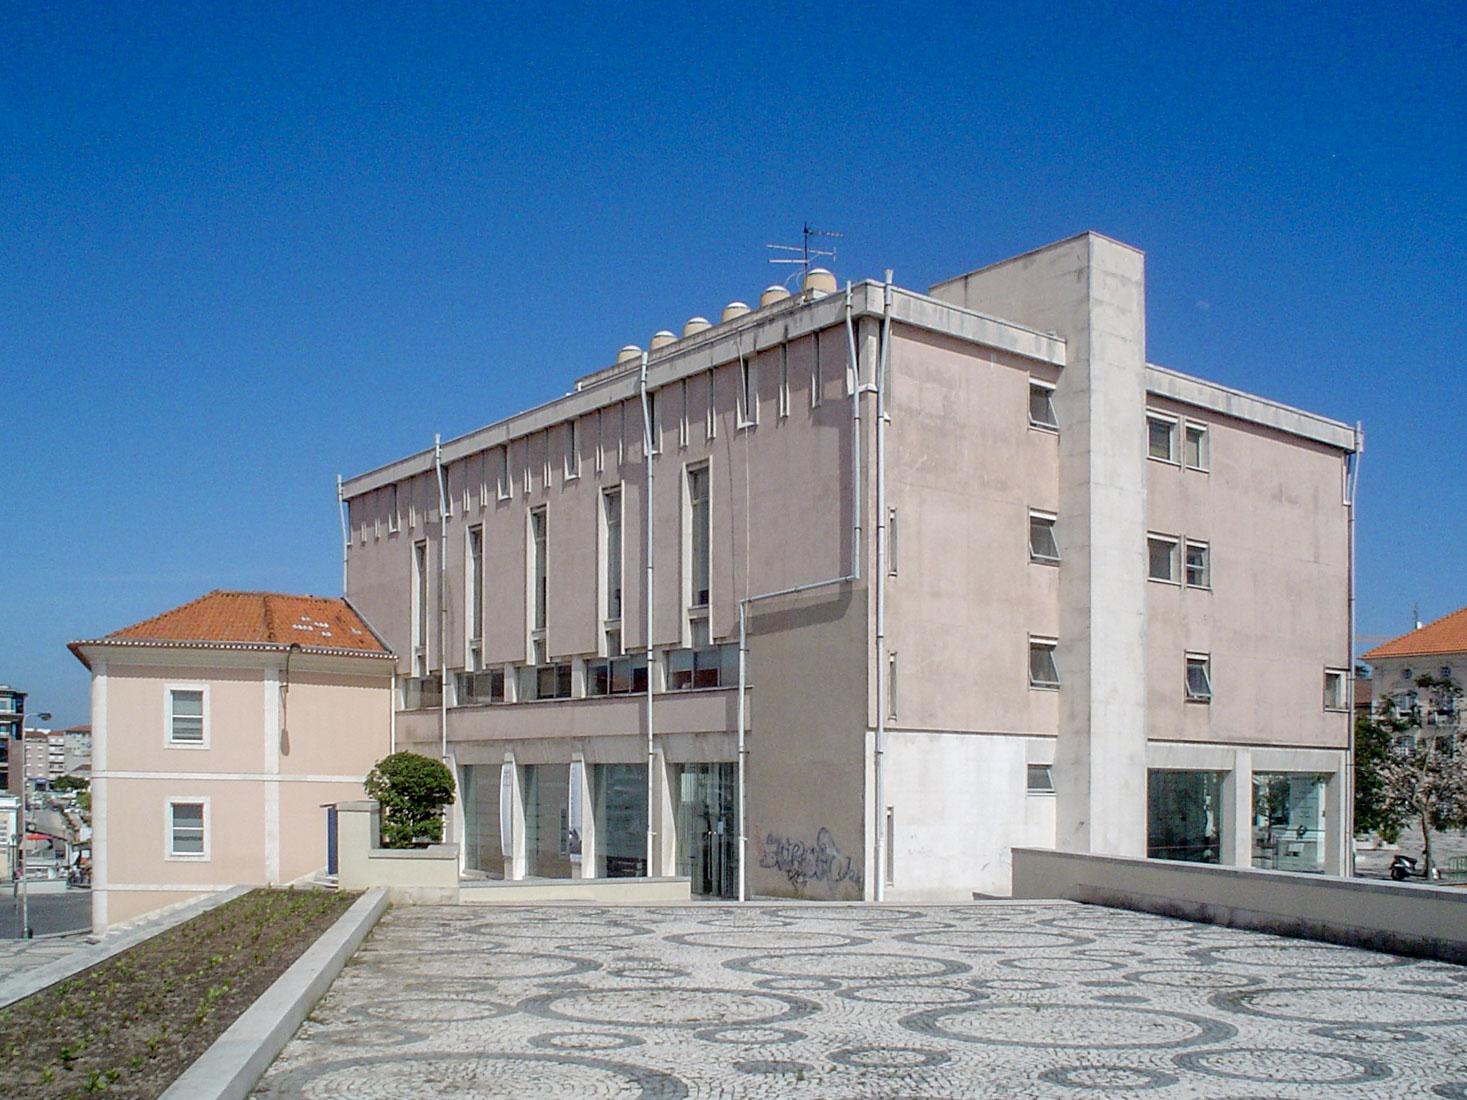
[675, 762, 738, 898]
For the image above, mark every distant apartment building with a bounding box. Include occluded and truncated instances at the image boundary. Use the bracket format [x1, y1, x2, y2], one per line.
[69, 591, 395, 930]
[340, 232, 1359, 901]
[61, 725, 93, 777]
[21, 732, 53, 784]
[1362, 606, 1467, 751]
[1, 685, 24, 791]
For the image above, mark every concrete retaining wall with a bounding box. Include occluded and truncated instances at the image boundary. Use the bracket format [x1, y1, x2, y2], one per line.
[1011, 847, 1467, 963]
[335, 800, 460, 903]
[459, 876, 691, 904]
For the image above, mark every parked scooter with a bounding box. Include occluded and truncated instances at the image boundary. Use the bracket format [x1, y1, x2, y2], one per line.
[1389, 853, 1439, 882]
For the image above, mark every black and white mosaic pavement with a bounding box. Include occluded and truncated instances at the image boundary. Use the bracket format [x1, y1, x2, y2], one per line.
[253, 901, 1467, 1098]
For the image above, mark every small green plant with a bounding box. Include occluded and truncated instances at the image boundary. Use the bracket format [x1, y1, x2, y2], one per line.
[364, 751, 456, 848]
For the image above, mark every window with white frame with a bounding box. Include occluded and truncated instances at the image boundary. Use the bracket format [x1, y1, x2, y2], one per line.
[594, 409, 605, 474]
[704, 371, 717, 439]
[438, 460, 452, 518]
[887, 652, 898, 719]
[603, 488, 622, 622]
[387, 483, 400, 532]
[688, 464, 711, 611]
[496, 446, 511, 499]
[1185, 654, 1213, 702]
[1029, 511, 1060, 564]
[887, 508, 898, 575]
[530, 507, 548, 635]
[738, 354, 756, 427]
[167, 799, 208, 859]
[1183, 422, 1209, 471]
[1147, 414, 1178, 462]
[1029, 638, 1060, 689]
[810, 331, 823, 409]
[679, 379, 689, 448]
[1029, 381, 1058, 431]
[1148, 535, 1180, 582]
[412, 540, 429, 676]
[565, 418, 580, 479]
[645, 390, 660, 455]
[618, 402, 627, 466]
[1184, 540, 1210, 588]
[1324, 668, 1348, 711]
[167, 688, 206, 746]
[1027, 764, 1055, 793]
[778, 343, 790, 418]
[467, 525, 485, 671]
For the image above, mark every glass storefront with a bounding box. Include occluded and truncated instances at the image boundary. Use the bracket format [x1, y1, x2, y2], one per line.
[524, 764, 573, 879]
[676, 762, 738, 898]
[593, 763, 647, 877]
[1147, 769, 1223, 864]
[459, 764, 504, 878]
[1252, 773, 1327, 873]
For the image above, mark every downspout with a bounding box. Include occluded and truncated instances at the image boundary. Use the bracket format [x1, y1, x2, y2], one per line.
[336, 475, 349, 595]
[434, 435, 448, 764]
[735, 299, 867, 901]
[873, 271, 893, 901]
[1344, 424, 1363, 875]
[639, 351, 656, 875]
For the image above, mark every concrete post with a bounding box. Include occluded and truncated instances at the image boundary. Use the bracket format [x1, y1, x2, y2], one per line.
[1222, 748, 1253, 867]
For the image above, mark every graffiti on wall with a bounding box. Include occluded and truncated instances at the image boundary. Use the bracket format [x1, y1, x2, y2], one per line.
[758, 827, 863, 891]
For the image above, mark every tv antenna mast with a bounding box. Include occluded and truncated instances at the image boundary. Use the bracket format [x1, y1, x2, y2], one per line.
[767, 223, 843, 286]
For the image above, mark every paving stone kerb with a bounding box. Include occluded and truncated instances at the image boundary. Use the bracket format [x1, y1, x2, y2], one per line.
[161, 887, 388, 1100]
[255, 900, 1467, 1099]
[0, 885, 252, 1010]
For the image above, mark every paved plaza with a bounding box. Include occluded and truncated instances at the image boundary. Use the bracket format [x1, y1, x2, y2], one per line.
[254, 900, 1467, 1098]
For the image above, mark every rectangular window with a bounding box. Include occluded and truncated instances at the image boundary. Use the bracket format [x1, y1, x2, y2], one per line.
[565, 418, 580, 479]
[679, 379, 689, 448]
[810, 331, 823, 408]
[168, 689, 205, 745]
[439, 461, 452, 518]
[1324, 669, 1348, 711]
[778, 343, 790, 418]
[530, 508, 547, 633]
[587, 652, 649, 696]
[1183, 422, 1209, 471]
[456, 668, 505, 704]
[1252, 772, 1326, 873]
[887, 508, 898, 576]
[594, 409, 605, 474]
[387, 484, 400, 532]
[1184, 541, 1210, 588]
[1029, 382, 1058, 431]
[646, 390, 660, 456]
[888, 652, 898, 718]
[496, 446, 510, 500]
[1148, 535, 1179, 582]
[1026, 764, 1055, 793]
[705, 371, 717, 439]
[1029, 512, 1060, 564]
[1147, 415, 1178, 462]
[1148, 770, 1222, 863]
[738, 355, 756, 426]
[467, 526, 484, 670]
[168, 800, 207, 858]
[688, 465, 711, 608]
[1186, 654, 1213, 702]
[516, 662, 572, 702]
[884, 807, 895, 886]
[412, 540, 429, 676]
[666, 642, 739, 690]
[603, 488, 622, 621]
[1029, 638, 1060, 689]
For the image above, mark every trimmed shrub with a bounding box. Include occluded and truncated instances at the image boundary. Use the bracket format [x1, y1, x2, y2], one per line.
[364, 752, 456, 848]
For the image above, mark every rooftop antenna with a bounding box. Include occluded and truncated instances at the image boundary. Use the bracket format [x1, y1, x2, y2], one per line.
[767, 222, 842, 288]
[1413, 601, 1422, 630]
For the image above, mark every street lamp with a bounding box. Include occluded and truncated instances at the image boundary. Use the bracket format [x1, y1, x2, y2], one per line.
[17, 710, 51, 939]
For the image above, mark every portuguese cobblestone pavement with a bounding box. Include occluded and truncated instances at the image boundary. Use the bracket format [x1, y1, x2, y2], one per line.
[253, 900, 1467, 1098]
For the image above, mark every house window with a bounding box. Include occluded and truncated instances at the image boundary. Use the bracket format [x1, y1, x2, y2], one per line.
[588, 652, 649, 696]
[603, 488, 623, 621]
[456, 668, 505, 704]
[688, 465, 711, 609]
[645, 389, 660, 456]
[439, 461, 452, 518]
[888, 652, 898, 718]
[1029, 638, 1060, 689]
[517, 662, 573, 701]
[467, 526, 484, 670]
[1184, 541, 1210, 588]
[778, 343, 790, 418]
[679, 379, 690, 448]
[738, 355, 756, 427]
[565, 418, 581, 479]
[412, 540, 429, 676]
[887, 508, 899, 576]
[1148, 535, 1179, 582]
[667, 642, 739, 690]
[705, 371, 717, 439]
[167, 800, 208, 859]
[1184, 422, 1209, 470]
[1027, 764, 1055, 793]
[1029, 512, 1060, 564]
[1029, 382, 1058, 431]
[167, 688, 206, 745]
[1324, 669, 1348, 711]
[530, 508, 548, 634]
[594, 409, 605, 474]
[496, 446, 510, 500]
[1186, 654, 1213, 702]
[387, 484, 400, 532]
[1147, 415, 1178, 462]
[810, 331, 822, 409]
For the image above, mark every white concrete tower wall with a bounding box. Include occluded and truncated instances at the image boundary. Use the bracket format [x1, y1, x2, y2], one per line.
[930, 232, 1150, 857]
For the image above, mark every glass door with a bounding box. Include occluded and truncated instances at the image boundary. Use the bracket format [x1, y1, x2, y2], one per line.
[675, 762, 738, 898]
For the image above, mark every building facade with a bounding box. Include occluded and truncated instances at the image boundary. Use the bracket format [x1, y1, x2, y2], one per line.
[341, 232, 1359, 900]
[69, 591, 396, 929]
[1362, 606, 1466, 751]
[1, 685, 25, 791]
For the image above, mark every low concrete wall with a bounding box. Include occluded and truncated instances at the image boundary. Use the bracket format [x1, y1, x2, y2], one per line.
[1012, 847, 1467, 963]
[459, 877, 692, 905]
[335, 801, 460, 904]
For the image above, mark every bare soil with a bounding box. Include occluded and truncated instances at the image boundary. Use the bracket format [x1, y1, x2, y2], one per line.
[0, 888, 356, 1099]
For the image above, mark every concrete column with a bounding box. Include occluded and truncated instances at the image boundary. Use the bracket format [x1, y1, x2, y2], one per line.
[502, 752, 526, 880]
[1324, 761, 1347, 876]
[1221, 748, 1253, 867]
[653, 748, 677, 877]
[573, 753, 594, 879]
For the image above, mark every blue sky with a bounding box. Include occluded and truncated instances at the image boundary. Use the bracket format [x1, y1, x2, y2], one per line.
[4, 1, 1463, 728]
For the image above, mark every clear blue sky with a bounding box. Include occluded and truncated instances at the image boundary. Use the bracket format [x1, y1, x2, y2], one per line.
[4, 1, 1463, 728]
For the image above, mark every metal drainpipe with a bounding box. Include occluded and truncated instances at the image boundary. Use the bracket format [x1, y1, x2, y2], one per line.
[639, 352, 656, 876]
[737, 601, 748, 900]
[1344, 424, 1363, 875]
[435, 435, 448, 764]
[336, 475, 349, 595]
[873, 272, 892, 902]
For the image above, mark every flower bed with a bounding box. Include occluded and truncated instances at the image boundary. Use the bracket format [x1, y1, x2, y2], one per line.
[0, 887, 356, 1098]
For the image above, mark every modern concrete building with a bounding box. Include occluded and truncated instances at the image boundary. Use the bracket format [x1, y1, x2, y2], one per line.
[61, 725, 92, 777]
[69, 591, 396, 929]
[340, 232, 1360, 901]
[1, 684, 25, 791]
[1362, 605, 1466, 751]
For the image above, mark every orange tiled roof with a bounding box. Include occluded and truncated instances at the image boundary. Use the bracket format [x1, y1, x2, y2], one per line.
[71, 591, 392, 658]
[1362, 605, 1467, 660]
